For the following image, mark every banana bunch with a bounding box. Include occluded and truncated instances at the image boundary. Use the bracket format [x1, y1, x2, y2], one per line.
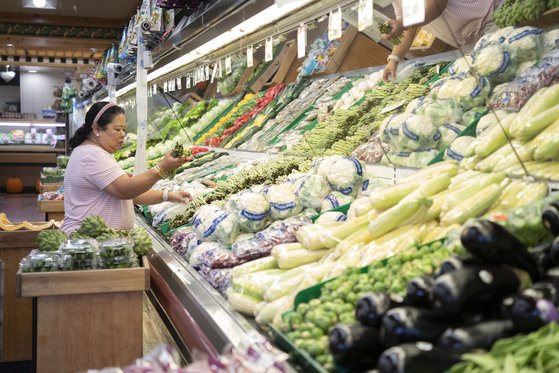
[37, 230, 68, 251]
[493, 0, 546, 27]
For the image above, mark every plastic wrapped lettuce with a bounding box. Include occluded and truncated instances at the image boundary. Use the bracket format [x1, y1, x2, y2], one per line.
[474, 26, 515, 51]
[435, 74, 491, 110]
[229, 192, 271, 233]
[321, 191, 354, 211]
[507, 26, 544, 62]
[189, 242, 227, 267]
[326, 156, 366, 196]
[405, 97, 428, 114]
[295, 174, 331, 211]
[515, 60, 537, 78]
[415, 99, 463, 127]
[315, 211, 348, 225]
[312, 156, 343, 177]
[444, 136, 476, 161]
[449, 56, 473, 76]
[462, 106, 486, 125]
[384, 149, 439, 168]
[399, 114, 441, 151]
[360, 177, 390, 197]
[543, 29, 559, 53]
[192, 205, 240, 246]
[438, 123, 465, 146]
[266, 183, 303, 220]
[472, 42, 517, 84]
[285, 173, 306, 184]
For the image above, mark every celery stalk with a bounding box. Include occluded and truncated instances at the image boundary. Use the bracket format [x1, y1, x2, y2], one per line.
[400, 162, 458, 183]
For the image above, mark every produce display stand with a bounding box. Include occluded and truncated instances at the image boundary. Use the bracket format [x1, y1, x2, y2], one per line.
[16, 256, 150, 373]
[37, 200, 64, 221]
[307, 25, 358, 79]
[0, 229, 38, 363]
[247, 42, 295, 93]
[39, 181, 63, 193]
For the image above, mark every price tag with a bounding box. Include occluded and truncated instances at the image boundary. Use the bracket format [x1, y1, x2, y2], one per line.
[265, 37, 273, 62]
[176, 77, 182, 90]
[205, 65, 210, 81]
[402, 0, 425, 27]
[210, 63, 218, 83]
[217, 59, 223, 78]
[225, 56, 232, 74]
[328, 7, 342, 41]
[152, 84, 157, 95]
[186, 74, 191, 88]
[247, 45, 254, 67]
[163, 81, 168, 92]
[170, 79, 176, 91]
[147, 86, 152, 97]
[297, 23, 307, 59]
[358, 0, 374, 32]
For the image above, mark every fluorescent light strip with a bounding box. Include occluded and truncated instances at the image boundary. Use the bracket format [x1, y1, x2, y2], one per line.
[116, 1, 313, 98]
[0, 122, 65, 127]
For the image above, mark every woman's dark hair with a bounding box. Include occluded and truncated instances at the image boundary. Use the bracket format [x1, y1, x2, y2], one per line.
[69, 101, 125, 151]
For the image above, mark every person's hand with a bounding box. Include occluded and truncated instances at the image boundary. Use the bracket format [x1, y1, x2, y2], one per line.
[383, 59, 399, 82]
[382, 18, 404, 40]
[169, 191, 192, 203]
[158, 150, 187, 172]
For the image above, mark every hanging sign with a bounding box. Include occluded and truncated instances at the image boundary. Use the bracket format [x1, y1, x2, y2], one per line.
[358, 0, 374, 31]
[210, 63, 218, 83]
[247, 45, 254, 67]
[402, 0, 425, 27]
[225, 56, 232, 74]
[328, 7, 342, 41]
[297, 23, 307, 59]
[265, 37, 273, 62]
[186, 74, 191, 88]
[205, 65, 210, 81]
[176, 77, 182, 90]
[217, 59, 223, 78]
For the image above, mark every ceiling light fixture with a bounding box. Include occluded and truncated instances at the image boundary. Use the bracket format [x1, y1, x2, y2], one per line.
[29, 70, 38, 73]
[33, 0, 47, 8]
[1, 65, 16, 83]
[22, 0, 57, 10]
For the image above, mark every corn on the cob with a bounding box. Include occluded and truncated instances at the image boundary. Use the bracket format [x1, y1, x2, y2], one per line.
[441, 183, 502, 225]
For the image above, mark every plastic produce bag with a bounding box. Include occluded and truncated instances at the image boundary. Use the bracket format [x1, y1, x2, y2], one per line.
[351, 137, 390, 163]
[295, 174, 331, 211]
[449, 56, 473, 76]
[384, 149, 439, 168]
[444, 136, 476, 161]
[229, 192, 271, 233]
[315, 211, 347, 225]
[438, 123, 465, 146]
[360, 177, 390, 197]
[435, 74, 491, 110]
[415, 99, 463, 127]
[322, 191, 354, 211]
[475, 110, 511, 136]
[507, 26, 544, 62]
[384, 113, 407, 147]
[405, 96, 428, 114]
[153, 203, 190, 227]
[474, 26, 515, 51]
[192, 205, 240, 246]
[189, 242, 227, 267]
[326, 156, 366, 196]
[399, 114, 441, 151]
[543, 29, 559, 53]
[199, 267, 232, 295]
[266, 183, 303, 220]
[347, 197, 374, 219]
[472, 42, 517, 84]
[197, 246, 240, 269]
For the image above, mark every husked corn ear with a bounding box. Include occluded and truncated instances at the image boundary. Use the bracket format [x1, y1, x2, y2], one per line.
[441, 183, 502, 225]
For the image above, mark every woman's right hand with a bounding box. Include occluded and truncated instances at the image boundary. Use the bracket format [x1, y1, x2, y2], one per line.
[383, 59, 399, 82]
[158, 150, 186, 172]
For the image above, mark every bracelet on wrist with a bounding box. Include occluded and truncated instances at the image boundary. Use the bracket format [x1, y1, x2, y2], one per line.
[153, 165, 166, 178]
[162, 190, 169, 202]
[387, 54, 402, 63]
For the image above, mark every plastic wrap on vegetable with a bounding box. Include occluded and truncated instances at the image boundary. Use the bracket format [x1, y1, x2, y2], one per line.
[399, 114, 441, 151]
[462, 106, 486, 125]
[192, 205, 240, 246]
[506, 26, 544, 62]
[472, 42, 518, 84]
[351, 137, 390, 164]
[475, 110, 511, 136]
[438, 123, 465, 146]
[311, 155, 342, 176]
[543, 29, 559, 53]
[199, 267, 232, 295]
[322, 191, 354, 211]
[449, 56, 473, 76]
[360, 177, 390, 198]
[489, 49, 559, 110]
[444, 136, 476, 161]
[474, 27, 514, 51]
[295, 174, 331, 211]
[516, 60, 537, 78]
[265, 183, 303, 220]
[415, 99, 463, 127]
[347, 197, 374, 219]
[326, 156, 366, 197]
[170, 227, 199, 257]
[229, 192, 271, 233]
[197, 246, 240, 269]
[189, 242, 227, 267]
[384, 113, 407, 147]
[153, 203, 190, 227]
[405, 96, 427, 114]
[434, 74, 491, 110]
[383, 149, 439, 168]
[315, 211, 348, 225]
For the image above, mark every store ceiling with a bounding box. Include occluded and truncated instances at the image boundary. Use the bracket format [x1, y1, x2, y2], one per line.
[0, 0, 139, 71]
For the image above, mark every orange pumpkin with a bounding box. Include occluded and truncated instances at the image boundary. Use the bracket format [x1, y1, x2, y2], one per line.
[6, 176, 23, 194]
[35, 178, 41, 194]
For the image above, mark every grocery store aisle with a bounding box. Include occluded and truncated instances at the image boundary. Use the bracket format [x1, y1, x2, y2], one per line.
[0, 193, 45, 222]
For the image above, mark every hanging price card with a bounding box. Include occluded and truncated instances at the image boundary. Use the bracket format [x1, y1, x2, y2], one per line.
[152, 84, 157, 95]
[163, 81, 168, 92]
[186, 74, 191, 88]
[358, 0, 374, 31]
[225, 56, 232, 74]
[328, 7, 342, 41]
[217, 59, 223, 78]
[247, 45, 254, 67]
[210, 63, 218, 83]
[176, 77, 182, 90]
[297, 24, 307, 59]
[402, 0, 425, 27]
[265, 37, 273, 62]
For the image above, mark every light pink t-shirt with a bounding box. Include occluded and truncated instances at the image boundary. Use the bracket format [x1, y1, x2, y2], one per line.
[393, 0, 498, 48]
[60, 144, 134, 234]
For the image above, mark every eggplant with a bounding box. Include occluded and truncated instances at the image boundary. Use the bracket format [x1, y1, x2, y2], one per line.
[437, 319, 516, 350]
[542, 200, 559, 236]
[377, 342, 463, 373]
[405, 276, 436, 308]
[549, 236, 559, 265]
[432, 265, 531, 316]
[381, 307, 449, 347]
[529, 242, 557, 273]
[329, 324, 382, 371]
[460, 220, 540, 281]
[434, 255, 483, 277]
[356, 293, 404, 328]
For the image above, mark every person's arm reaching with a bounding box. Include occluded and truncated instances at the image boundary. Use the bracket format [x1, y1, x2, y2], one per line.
[383, 25, 418, 81]
[133, 189, 192, 205]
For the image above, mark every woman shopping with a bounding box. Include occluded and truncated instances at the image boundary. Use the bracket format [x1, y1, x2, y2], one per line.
[61, 101, 191, 234]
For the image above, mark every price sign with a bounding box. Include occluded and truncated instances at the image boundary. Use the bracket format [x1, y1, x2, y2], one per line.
[225, 56, 232, 74]
[186, 74, 191, 88]
[265, 37, 273, 62]
[205, 65, 210, 81]
[176, 77, 182, 90]
[297, 23, 307, 59]
[402, 0, 425, 27]
[328, 7, 342, 41]
[358, 0, 374, 32]
[210, 63, 218, 83]
[247, 45, 254, 67]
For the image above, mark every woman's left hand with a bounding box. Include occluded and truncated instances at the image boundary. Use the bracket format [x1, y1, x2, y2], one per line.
[169, 191, 192, 203]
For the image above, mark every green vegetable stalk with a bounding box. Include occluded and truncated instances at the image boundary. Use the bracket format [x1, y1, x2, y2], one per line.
[378, 21, 402, 45]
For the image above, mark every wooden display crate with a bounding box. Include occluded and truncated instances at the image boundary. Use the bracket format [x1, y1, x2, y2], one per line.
[247, 42, 294, 93]
[233, 63, 258, 94]
[40, 181, 63, 193]
[307, 25, 359, 78]
[271, 41, 298, 86]
[0, 229, 39, 362]
[37, 200, 64, 221]
[17, 257, 150, 373]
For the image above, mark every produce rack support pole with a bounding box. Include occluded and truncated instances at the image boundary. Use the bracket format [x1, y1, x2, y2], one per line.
[134, 24, 149, 175]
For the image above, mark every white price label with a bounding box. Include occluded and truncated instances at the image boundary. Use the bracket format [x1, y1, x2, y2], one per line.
[152, 84, 157, 95]
[163, 81, 168, 92]
[225, 56, 232, 74]
[402, 0, 425, 27]
[358, 0, 374, 32]
[176, 77, 182, 90]
[218, 60, 223, 78]
[205, 65, 210, 81]
[147, 86, 152, 97]
[328, 7, 342, 41]
[265, 37, 273, 62]
[297, 23, 307, 59]
[210, 63, 218, 83]
[186, 74, 191, 88]
[170, 79, 176, 91]
[247, 45, 254, 67]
